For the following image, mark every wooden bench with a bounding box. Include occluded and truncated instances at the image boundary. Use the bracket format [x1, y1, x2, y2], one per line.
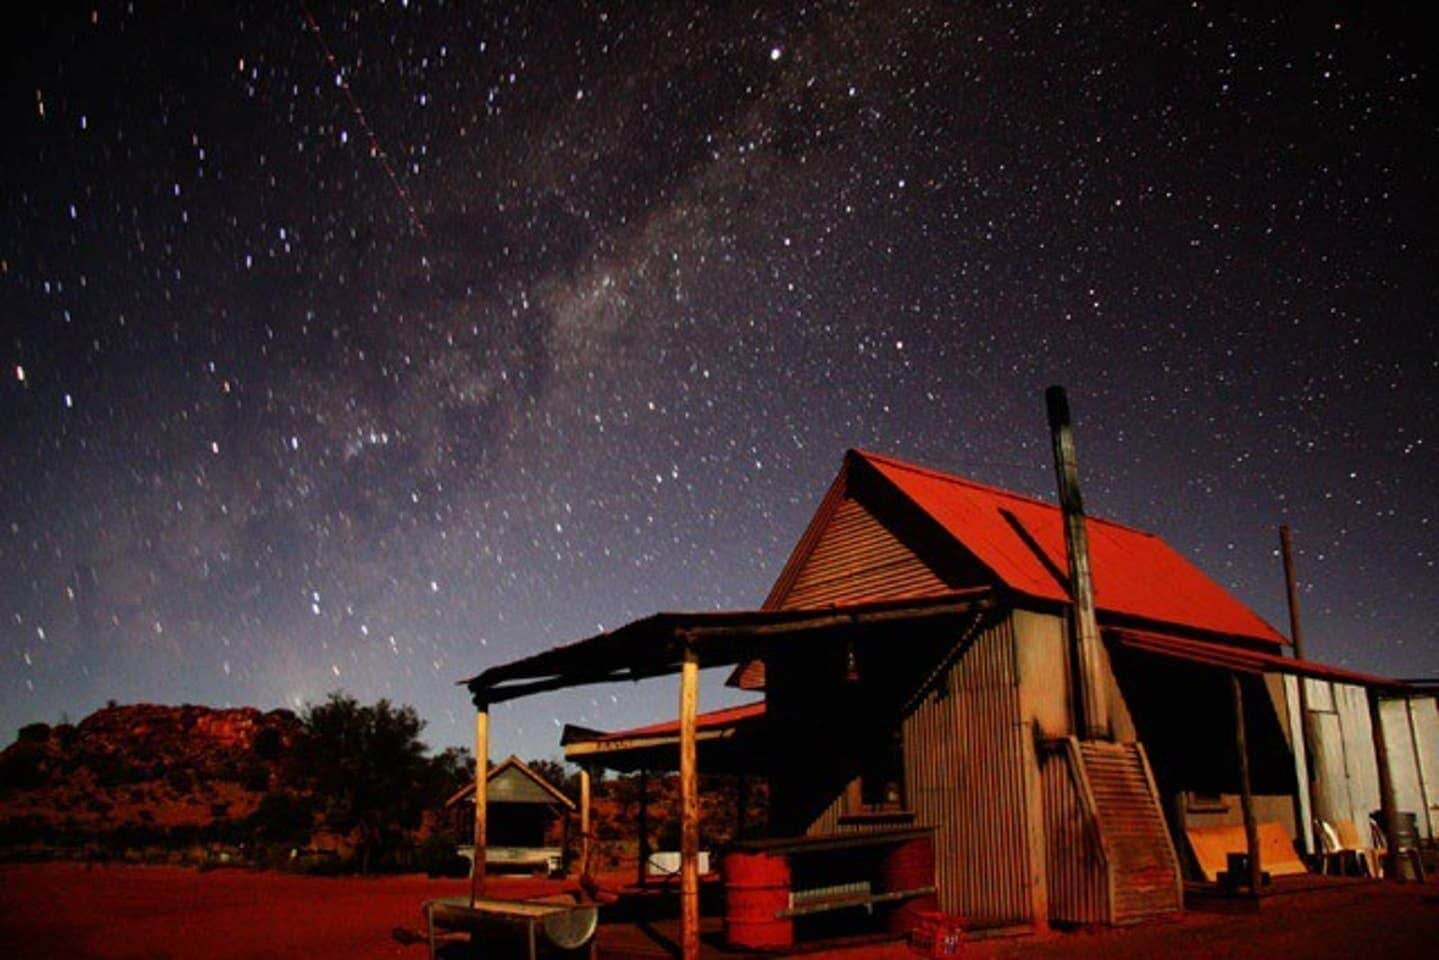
[422, 895, 597, 960]
[724, 826, 938, 948]
[1185, 822, 1308, 883]
[779, 883, 937, 918]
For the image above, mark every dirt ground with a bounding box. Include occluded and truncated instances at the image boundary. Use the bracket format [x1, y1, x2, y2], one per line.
[2, 862, 1437, 960]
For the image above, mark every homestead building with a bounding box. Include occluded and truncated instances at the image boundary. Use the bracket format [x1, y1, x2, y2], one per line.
[462, 392, 1436, 958]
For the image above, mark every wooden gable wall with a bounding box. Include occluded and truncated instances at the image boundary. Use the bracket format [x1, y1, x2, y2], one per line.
[778, 495, 953, 608]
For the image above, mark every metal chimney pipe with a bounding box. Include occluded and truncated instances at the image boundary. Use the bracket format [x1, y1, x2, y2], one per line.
[1280, 525, 1319, 855]
[1046, 386, 1110, 740]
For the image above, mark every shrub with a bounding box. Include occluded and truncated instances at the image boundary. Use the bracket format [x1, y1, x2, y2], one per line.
[18, 722, 51, 743]
[417, 828, 471, 878]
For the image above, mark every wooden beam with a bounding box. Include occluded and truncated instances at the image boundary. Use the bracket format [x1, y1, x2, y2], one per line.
[1230, 672, 1262, 895]
[637, 769, 650, 885]
[1367, 688, 1402, 880]
[579, 766, 592, 878]
[679, 645, 700, 960]
[676, 594, 991, 642]
[475, 668, 647, 704]
[470, 704, 489, 904]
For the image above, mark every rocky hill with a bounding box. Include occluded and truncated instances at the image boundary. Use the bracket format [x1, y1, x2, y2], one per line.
[0, 703, 303, 852]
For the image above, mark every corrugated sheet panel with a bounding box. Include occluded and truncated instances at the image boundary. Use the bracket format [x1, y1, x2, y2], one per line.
[795, 617, 1036, 928]
[906, 616, 1034, 927]
[1041, 740, 1108, 924]
[1379, 696, 1439, 841]
[1306, 680, 1381, 830]
[1077, 741, 1182, 923]
[780, 496, 951, 610]
[1406, 698, 1439, 839]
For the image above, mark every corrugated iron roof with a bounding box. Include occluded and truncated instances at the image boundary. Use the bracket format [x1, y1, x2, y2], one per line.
[464, 590, 993, 700]
[1106, 628, 1399, 688]
[854, 449, 1288, 646]
[444, 754, 577, 809]
[582, 700, 765, 744]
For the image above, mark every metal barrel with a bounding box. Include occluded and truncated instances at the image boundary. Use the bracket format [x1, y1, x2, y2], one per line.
[723, 850, 793, 949]
[881, 836, 939, 933]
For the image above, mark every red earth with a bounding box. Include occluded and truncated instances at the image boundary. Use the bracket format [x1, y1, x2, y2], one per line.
[2, 862, 1436, 960]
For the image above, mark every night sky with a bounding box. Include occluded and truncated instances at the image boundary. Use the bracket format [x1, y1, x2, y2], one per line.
[3, 2, 1435, 762]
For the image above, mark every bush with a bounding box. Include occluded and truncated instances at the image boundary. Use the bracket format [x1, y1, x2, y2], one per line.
[249, 791, 313, 844]
[18, 722, 51, 743]
[240, 763, 271, 793]
[417, 828, 471, 878]
[0, 742, 49, 790]
[252, 726, 284, 760]
[165, 767, 194, 794]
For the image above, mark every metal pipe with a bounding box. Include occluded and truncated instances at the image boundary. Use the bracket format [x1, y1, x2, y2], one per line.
[1279, 525, 1319, 855]
[1045, 386, 1109, 740]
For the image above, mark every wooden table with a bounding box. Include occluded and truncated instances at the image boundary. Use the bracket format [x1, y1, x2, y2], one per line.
[422, 895, 598, 960]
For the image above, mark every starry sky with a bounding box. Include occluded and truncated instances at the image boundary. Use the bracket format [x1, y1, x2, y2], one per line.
[2, 1, 1435, 762]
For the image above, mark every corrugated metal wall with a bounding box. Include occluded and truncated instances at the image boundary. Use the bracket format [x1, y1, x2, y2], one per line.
[781, 496, 951, 608]
[1406, 697, 1439, 839]
[793, 616, 1036, 928]
[1282, 675, 1314, 853]
[1305, 679, 1380, 831]
[1379, 696, 1439, 840]
[907, 615, 1034, 927]
[1040, 741, 1107, 924]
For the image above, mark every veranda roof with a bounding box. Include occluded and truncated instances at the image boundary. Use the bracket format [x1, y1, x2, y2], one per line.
[462, 589, 994, 704]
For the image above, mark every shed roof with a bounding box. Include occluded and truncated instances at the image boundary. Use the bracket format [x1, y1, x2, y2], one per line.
[568, 700, 766, 745]
[844, 450, 1287, 646]
[445, 754, 576, 809]
[1107, 627, 1401, 689]
[561, 701, 766, 773]
[464, 591, 993, 703]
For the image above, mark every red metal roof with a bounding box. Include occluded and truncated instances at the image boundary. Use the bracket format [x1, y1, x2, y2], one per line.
[587, 701, 765, 743]
[1107, 628, 1398, 688]
[854, 449, 1288, 646]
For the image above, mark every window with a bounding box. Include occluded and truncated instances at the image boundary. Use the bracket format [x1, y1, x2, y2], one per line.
[844, 727, 906, 817]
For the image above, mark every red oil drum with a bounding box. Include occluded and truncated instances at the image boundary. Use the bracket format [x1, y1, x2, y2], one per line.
[881, 836, 939, 934]
[723, 850, 794, 949]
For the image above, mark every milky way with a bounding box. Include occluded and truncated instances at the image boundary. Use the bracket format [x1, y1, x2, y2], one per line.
[2, 2, 1435, 760]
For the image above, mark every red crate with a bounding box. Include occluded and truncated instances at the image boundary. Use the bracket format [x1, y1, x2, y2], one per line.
[908, 910, 964, 959]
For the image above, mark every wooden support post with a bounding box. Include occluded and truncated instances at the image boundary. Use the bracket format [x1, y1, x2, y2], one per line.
[679, 644, 700, 960]
[735, 774, 749, 841]
[579, 765, 592, 878]
[1230, 672, 1262, 895]
[1367, 688, 1402, 880]
[470, 702, 489, 905]
[1280, 525, 1319, 855]
[637, 769, 650, 884]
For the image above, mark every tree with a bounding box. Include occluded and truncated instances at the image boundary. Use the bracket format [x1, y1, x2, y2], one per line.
[424, 746, 475, 805]
[525, 757, 581, 800]
[295, 692, 430, 873]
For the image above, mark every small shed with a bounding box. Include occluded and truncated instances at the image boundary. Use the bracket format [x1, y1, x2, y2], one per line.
[447, 755, 576, 876]
[562, 701, 767, 882]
